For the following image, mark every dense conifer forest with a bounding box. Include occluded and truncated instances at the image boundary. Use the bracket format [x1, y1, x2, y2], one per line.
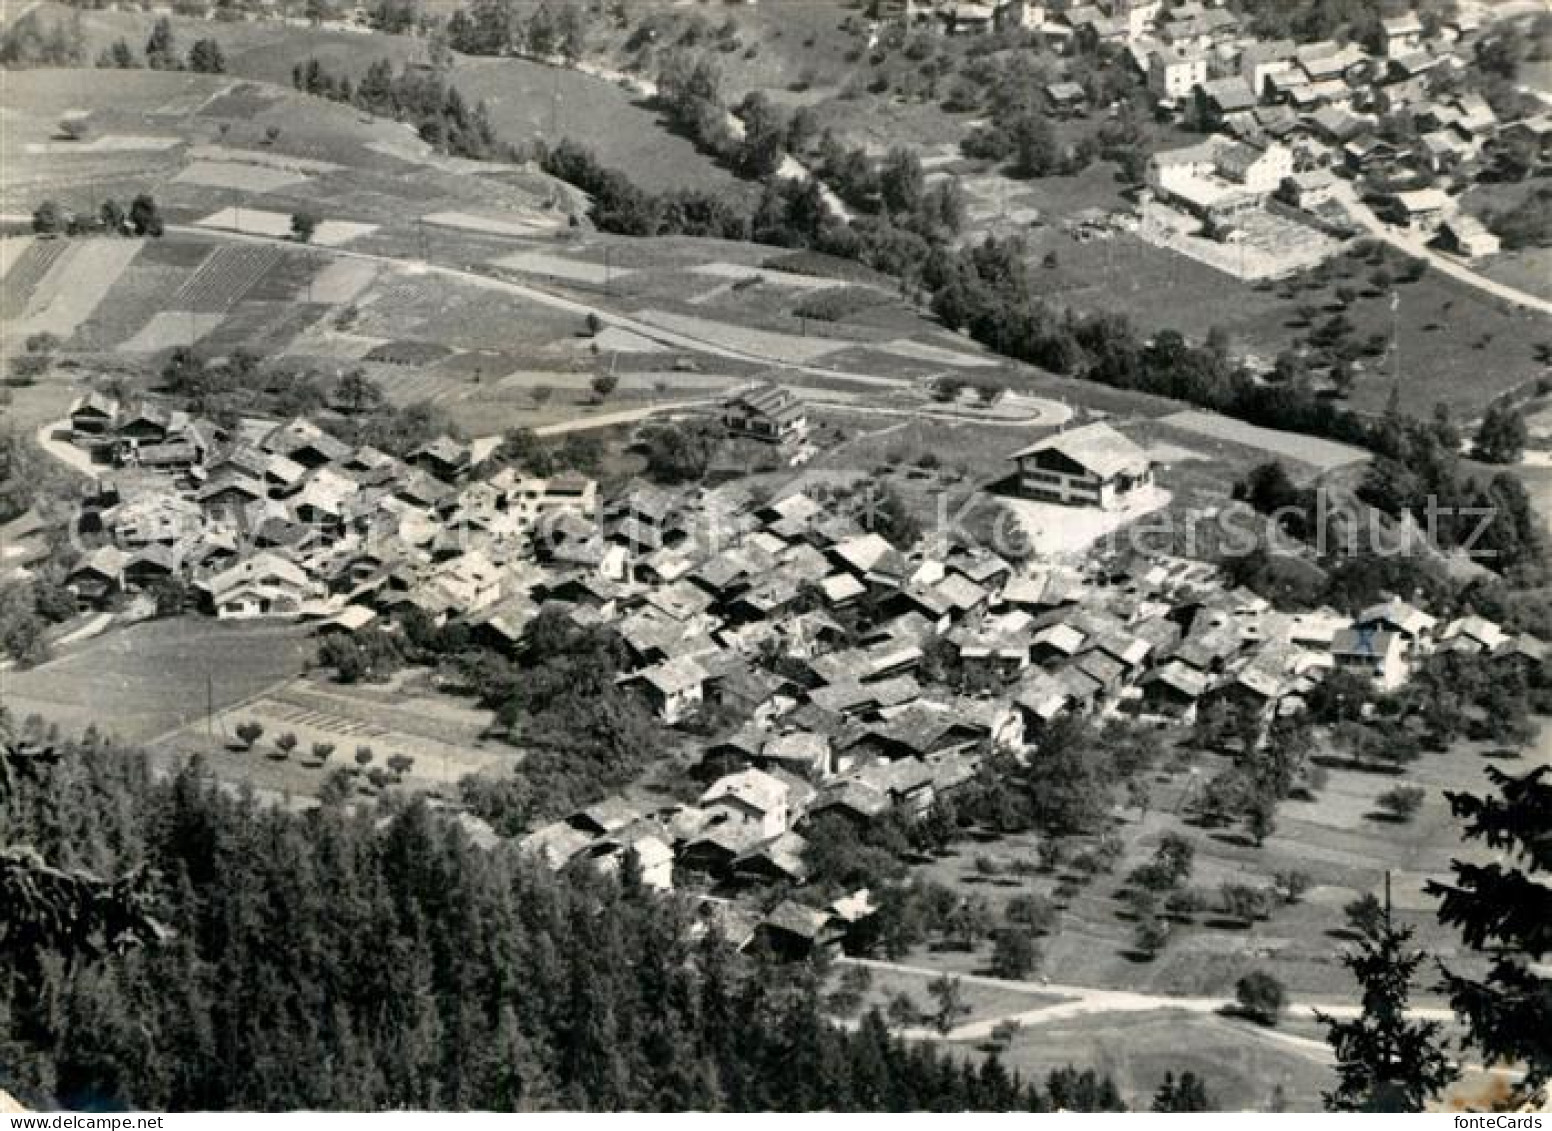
[1, 728, 1125, 1112]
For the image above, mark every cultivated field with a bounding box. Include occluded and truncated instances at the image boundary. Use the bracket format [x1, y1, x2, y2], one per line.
[119, 310, 224, 352]
[160, 671, 511, 800]
[1011, 223, 1551, 417]
[174, 159, 311, 194]
[492, 249, 635, 285]
[173, 243, 285, 310]
[853, 728, 1541, 1036]
[634, 308, 857, 364]
[0, 238, 69, 325]
[195, 207, 378, 247]
[2, 617, 314, 743]
[982, 1010, 1337, 1112]
[423, 210, 560, 239]
[28, 2, 742, 196]
[846, 964, 1071, 1026]
[9, 238, 143, 339]
[1158, 411, 1370, 474]
[306, 257, 378, 304]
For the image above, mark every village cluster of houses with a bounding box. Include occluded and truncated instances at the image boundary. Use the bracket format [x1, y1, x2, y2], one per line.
[59, 384, 1546, 955]
[1131, 8, 1533, 255]
[896, 0, 1544, 260]
[491, 420, 1536, 956]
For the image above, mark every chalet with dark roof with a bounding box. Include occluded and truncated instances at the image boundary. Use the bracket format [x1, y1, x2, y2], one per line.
[723, 383, 808, 446]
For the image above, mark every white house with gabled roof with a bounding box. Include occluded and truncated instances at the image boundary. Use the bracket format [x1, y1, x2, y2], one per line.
[1007, 422, 1154, 510]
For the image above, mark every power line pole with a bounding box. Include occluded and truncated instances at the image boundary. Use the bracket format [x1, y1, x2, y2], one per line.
[1390, 290, 1401, 387]
[550, 67, 561, 139]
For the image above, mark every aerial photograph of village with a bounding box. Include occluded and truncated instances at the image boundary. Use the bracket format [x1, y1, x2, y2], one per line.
[0, 0, 1548, 1116]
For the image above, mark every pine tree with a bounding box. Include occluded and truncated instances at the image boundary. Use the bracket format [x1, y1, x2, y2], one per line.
[1427, 766, 1552, 1098]
[188, 38, 225, 74]
[144, 17, 177, 70]
[1318, 893, 1457, 1111]
[1473, 403, 1528, 465]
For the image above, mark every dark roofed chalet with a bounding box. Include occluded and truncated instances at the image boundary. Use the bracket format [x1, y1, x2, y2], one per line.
[750, 900, 841, 960]
[723, 383, 808, 446]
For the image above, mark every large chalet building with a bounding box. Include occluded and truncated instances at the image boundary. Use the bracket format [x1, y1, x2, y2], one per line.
[722, 384, 808, 447]
[1007, 422, 1155, 510]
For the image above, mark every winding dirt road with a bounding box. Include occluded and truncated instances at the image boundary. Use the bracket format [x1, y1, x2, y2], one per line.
[1329, 182, 1552, 319]
[840, 956, 1456, 1045]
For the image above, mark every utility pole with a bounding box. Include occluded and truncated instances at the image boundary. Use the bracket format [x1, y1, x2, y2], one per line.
[1390, 290, 1401, 387]
[550, 67, 561, 140]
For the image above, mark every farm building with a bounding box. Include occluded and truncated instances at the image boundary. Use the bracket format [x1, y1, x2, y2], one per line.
[1382, 189, 1452, 233]
[1006, 422, 1154, 510]
[69, 393, 118, 437]
[1435, 215, 1500, 259]
[1046, 81, 1089, 115]
[749, 900, 843, 961]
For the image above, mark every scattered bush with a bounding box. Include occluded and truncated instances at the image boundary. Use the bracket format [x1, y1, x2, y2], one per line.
[1234, 970, 1286, 1025]
[1374, 784, 1425, 822]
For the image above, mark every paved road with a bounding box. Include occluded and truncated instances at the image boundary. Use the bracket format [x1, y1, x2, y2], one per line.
[840, 956, 1457, 1044]
[1329, 183, 1552, 319]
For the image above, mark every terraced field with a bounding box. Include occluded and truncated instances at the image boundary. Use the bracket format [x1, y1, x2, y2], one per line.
[0, 235, 34, 283]
[72, 265, 190, 350]
[0, 238, 69, 323]
[120, 310, 225, 352]
[174, 244, 285, 312]
[135, 237, 216, 269]
[194, 81, 287, 120]
[352, 273, 579, 352]
[13, 238, 143, 339]
[201, 300, 329, 356]
[306, 258, 378, 304]
[245, 249, 327, 302]
[174, 159, 311, 194]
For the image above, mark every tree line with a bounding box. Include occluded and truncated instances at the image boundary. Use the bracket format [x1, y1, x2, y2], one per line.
[31, 194, 164, 238]
[292, 57, 505, 162]
[444, 0, 588, 63]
